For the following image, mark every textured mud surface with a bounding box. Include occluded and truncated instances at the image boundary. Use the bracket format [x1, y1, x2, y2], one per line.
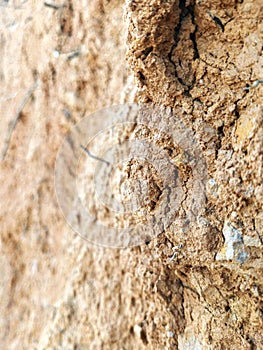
[0, 0, 262, 349]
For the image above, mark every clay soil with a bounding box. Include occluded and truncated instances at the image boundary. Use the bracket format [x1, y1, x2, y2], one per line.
[0, 1, 262, 349]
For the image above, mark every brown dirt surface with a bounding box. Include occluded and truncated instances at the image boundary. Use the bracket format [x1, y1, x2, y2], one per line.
[0, 0, 262, 349]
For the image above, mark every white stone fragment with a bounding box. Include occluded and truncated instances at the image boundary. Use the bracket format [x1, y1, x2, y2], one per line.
[216, 221, 248, 263]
